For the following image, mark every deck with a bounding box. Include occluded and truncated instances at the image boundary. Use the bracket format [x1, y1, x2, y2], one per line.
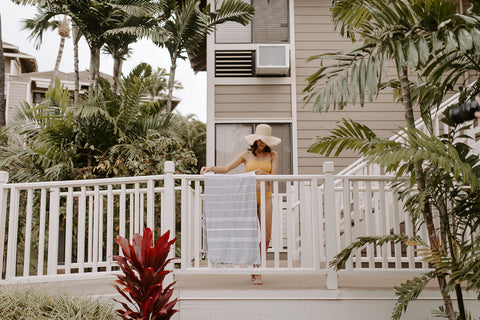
[3, 272, 479, 320]
[1, 159, 479, 319]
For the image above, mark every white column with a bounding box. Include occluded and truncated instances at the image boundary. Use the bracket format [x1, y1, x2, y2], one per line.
[0, 171, 9, 278]
[162, 161, 176, 238]
[163, 161, 176, 286]
[47, 188, 60, 275]
[323, 162, 338, 289]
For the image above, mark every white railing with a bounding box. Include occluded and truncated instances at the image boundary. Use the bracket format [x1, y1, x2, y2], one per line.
[0, 161, 432, 289]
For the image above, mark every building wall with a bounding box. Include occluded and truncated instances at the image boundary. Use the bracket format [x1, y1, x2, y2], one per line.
[209, 0, 417, 174]
[5, 59, 11, 74]
[294, 0, 409, 174]
[215, 84, 292, 120]
[6, 81, 29, 124]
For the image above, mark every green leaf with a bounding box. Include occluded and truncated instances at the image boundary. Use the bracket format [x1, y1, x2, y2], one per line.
[407, 39, 419, 68]
[359, 59, 366, 106]
[351, 63, 358, 105]
[395, 41, 405, 69]
[470, 28, 480, 52]
[366, 57, 377, 101]
[416, 36, 429, 66]
[445, 30, 458, 52]
[457, 29, 473, 52]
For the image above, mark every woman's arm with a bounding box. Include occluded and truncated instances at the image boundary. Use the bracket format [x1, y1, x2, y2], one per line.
[200, 150, 248, 174]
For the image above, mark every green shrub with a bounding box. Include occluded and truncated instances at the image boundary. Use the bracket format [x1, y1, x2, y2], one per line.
[0, 286, 118, 319]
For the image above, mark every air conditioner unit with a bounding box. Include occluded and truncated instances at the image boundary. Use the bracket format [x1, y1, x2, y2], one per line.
[255, 44, 290, 76]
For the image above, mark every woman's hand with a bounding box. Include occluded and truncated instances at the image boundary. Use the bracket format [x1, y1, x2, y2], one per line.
[254, 169, 266, 175]
[200, 166, 212, 174]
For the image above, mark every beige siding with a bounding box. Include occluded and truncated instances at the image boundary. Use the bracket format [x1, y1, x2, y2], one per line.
[7, 82, 29, 124]
[294, 0, 416, 174]
[215, 84, 291, 120]
[5, 59, 11, 74]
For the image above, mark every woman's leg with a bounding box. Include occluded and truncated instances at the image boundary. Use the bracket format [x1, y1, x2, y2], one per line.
[251, 196, 273, 285]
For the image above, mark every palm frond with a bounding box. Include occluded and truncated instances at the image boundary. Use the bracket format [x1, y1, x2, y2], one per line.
[329, 234, 409, 270]
[308, 118, 383, 157]
[208, 0, 255, 27]
[392, 272, 436, 320]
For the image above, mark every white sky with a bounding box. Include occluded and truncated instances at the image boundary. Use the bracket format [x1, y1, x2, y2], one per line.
[1, 0, 207, 122]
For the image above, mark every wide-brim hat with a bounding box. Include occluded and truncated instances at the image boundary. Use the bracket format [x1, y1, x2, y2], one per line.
[244, 124, 281, 147]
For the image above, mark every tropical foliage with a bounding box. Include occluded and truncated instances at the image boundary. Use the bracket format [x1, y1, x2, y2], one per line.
[0, 63, 202, 182]
[14, 0, 168, 89]
[303, 0, 480, 319]
[113, 228, 177, 320]
[0, 286, 117, 319]
[322, 119, 480, 320]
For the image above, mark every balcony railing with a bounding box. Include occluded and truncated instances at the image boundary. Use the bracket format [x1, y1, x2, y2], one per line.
[0, 162, 432, 289]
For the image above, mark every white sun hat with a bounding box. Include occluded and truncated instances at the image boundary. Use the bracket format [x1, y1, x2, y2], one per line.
[244, 124, 282, 147]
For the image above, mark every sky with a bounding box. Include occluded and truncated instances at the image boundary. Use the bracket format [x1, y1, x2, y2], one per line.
[1, 0, 207, 122]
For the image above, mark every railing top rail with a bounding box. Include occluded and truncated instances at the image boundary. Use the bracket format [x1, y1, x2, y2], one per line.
[0, 172, 408, 190]
[175, 174, 325, 181]
[3, 174, 166, 189]
[335, 174, 406, 181]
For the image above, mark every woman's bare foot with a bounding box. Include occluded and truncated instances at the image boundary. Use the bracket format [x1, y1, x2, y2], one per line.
[250, 274, 262, 285]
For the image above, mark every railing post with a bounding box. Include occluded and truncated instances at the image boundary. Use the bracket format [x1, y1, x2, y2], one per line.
[323, 161, 338, 289]
[162, 161, 176, 237]
[163, 161, 176, 285]
[47, 188, 60, 275]
[0, 171, 10, 279]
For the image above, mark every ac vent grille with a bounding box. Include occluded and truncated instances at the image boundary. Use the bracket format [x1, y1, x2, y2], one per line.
[258, 46, 287, 66]
[215, 50, 255, 77]
[255, 44, 290, 76]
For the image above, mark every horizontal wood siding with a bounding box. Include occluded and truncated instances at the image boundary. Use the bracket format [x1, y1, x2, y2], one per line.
[215, 84, 292, 120]
[295, 0, 415, 174]
[7, 82, 28, 124]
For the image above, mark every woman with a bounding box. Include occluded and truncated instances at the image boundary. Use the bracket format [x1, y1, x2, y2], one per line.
[200, 124, 281, 285]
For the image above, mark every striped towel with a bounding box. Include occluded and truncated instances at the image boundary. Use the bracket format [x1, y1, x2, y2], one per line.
[203, 172, 260, 266]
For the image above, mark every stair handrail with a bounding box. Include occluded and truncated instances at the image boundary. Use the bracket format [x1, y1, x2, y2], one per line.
[337, 92, 461, 176]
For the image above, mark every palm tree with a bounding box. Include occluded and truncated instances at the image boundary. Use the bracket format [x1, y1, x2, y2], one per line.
[103, 32, 137, 93]
[72, 22, 80, 104]
[23, 11, 70, 88]
[52, 16, 70, 85]
[0, 13, 6, 127]
[157, 0, 255, 113]
[15, 0, 168, 90]
[302, 0, 480, 319]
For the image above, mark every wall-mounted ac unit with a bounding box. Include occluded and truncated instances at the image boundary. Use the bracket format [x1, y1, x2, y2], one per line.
[255, 44, 290, 76]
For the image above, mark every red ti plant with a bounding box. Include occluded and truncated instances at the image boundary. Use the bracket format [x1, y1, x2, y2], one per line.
[113, 228, 178, 320]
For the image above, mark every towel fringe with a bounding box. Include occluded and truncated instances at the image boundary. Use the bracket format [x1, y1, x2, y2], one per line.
[212, 263, 260, 272]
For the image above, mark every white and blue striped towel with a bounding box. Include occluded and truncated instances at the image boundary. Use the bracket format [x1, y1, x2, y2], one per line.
[203, 172, 260, 266]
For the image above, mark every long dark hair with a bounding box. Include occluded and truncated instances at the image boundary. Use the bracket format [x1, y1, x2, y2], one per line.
[249, 140, 271, 156]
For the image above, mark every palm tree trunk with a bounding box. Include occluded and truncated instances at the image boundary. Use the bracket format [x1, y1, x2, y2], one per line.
[50, 36, 66, 89]
[73, 23, 80, 104]
[166, 56, 177, 114]
[89, 46, 101, 91]
[113, 56, 123, 94]
[399, 65, 456, 320]
[0, 14, 6, 127]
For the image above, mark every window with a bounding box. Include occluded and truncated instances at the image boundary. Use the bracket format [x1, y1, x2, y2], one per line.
[215, 123, 291, 174]
[215, 0, 289, 44]
[32, 92, 46, 104]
